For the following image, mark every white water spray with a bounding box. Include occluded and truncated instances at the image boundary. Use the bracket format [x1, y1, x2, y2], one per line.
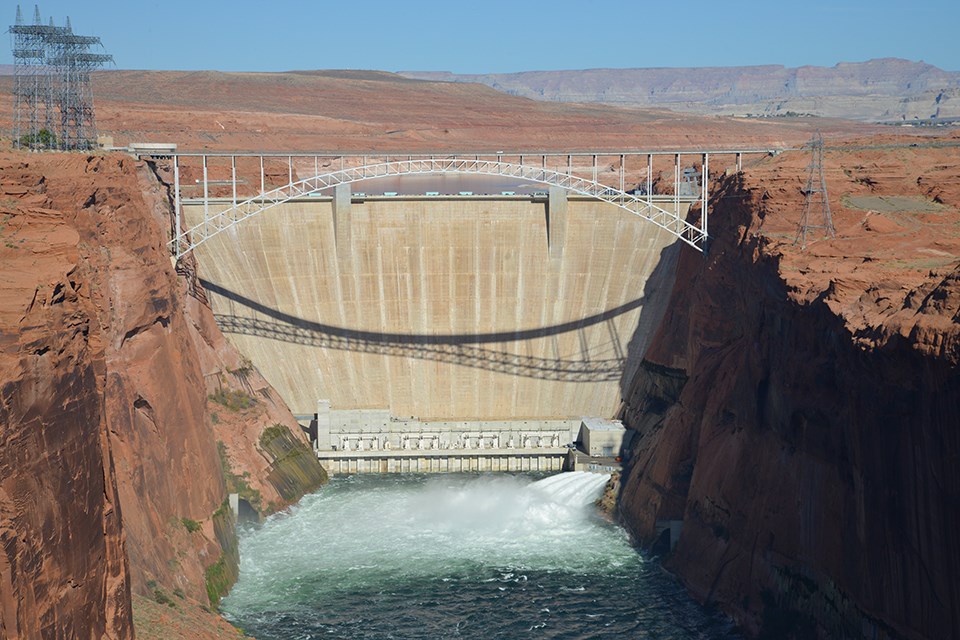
[224, 472, 628, 607]
[222, 473, 740, 640]
[528, 471, 611, 507]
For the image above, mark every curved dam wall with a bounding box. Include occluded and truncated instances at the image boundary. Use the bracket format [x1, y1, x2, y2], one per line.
[183, 194, 681, 420]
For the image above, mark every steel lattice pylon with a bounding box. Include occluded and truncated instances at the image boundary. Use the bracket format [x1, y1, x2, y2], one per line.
[795, 131, 835, 249]
[8, 4, 112, 150]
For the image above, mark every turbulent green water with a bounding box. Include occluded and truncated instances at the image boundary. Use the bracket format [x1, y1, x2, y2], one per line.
[221, 473, 739, 639]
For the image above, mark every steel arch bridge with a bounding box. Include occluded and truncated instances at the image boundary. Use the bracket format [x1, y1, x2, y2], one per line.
[168, 156, 712, 259]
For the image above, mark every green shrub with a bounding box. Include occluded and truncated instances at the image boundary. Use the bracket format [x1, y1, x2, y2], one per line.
[259, 424, 328, 502]
[180, 517, 201, 533]
[208, 389, 255, 412]
[204, 555, 231, 608]
[232, 356, 254, 376]
[153, 588, 176, 608]
[258, 424, 288, 449]
[18, 128, 56, 148]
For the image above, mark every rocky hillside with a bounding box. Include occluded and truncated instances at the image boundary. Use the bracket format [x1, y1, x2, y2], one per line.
[403, 59, 960, 122]
[0, 152, 327, 638]
[617, 132, 960, 638]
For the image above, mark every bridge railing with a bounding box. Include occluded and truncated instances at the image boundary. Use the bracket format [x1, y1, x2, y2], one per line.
[161, 149, 770, 257]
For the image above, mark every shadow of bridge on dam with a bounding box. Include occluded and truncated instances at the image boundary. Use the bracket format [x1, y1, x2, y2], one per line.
[200, 279, 652, 382]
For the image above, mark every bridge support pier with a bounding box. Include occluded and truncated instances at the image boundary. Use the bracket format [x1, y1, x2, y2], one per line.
[333, 183, 352, 260]
[547, 186, 568, 262]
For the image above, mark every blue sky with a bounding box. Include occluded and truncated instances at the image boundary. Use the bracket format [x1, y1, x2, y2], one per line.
[3, 0, 959, 73]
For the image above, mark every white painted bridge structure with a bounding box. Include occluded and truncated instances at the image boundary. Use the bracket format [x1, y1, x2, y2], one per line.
[157, 149, 771, 259]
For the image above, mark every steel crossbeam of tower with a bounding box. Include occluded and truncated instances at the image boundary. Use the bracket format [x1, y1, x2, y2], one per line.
[795, 131, 835, 249]
[9, 4, 112, 151]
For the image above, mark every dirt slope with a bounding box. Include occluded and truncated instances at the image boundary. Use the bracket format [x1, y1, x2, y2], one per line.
[0, 69, 885, 152]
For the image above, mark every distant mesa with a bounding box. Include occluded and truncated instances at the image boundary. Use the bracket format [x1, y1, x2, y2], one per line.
[400, 58, 960, 123]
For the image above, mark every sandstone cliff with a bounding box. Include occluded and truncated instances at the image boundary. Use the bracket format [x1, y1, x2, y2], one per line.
[0, 152, 327, 638]
[618, 133, 960, 638]
[0, 159, 132, 638]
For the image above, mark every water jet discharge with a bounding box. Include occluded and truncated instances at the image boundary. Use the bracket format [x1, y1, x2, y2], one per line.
[221, 472, 738, 638]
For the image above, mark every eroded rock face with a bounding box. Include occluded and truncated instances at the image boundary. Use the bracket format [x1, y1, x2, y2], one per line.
[0, 152, 327, 637]
[69, 156, 230, 604]
[618, 139, 960, 639]
[0, 161, 132, 638]
[150, 161, 328, 522]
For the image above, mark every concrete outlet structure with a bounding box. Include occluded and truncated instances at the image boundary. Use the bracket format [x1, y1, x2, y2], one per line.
[311, 401, 579, 474]
[578, 417, 628, 457]
[315, 402, 580, 451]
[318, 450, 568, 476]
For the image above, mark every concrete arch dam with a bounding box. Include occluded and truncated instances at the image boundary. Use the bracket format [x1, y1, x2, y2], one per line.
[183, 189, 683, 427]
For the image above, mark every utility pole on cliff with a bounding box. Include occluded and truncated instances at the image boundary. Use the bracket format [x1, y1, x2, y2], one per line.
[795, 131, 835, 249]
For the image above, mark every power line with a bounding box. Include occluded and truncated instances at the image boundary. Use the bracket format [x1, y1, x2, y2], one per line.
[795, 130, 835, 249]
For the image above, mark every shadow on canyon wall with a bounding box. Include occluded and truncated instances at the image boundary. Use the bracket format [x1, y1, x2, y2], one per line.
[618, 242, 681, 400]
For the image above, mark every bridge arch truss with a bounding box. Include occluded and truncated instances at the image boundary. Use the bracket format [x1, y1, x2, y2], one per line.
[162, 150, 760, 259]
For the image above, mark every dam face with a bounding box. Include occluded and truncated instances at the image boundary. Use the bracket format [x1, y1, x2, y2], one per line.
[184, 194, 680, 421]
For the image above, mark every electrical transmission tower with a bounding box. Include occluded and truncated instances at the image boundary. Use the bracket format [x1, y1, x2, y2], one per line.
[795, 131, 835, 249]
[9, 4, 113, 151]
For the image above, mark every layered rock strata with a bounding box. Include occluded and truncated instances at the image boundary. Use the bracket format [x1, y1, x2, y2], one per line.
[403, 59, 960, 122]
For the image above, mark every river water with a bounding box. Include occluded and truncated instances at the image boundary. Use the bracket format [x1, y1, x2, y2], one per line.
[221, 473, 740, 639]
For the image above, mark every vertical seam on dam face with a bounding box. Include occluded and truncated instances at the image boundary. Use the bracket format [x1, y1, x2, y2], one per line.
[185, 196, 682, 421]
[333, 183, 351, 261]
[547, 186, 567, 264]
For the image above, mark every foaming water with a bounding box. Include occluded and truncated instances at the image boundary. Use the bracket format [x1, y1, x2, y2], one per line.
[222, 473, 739, 639]
[529, 470, 612, 507]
